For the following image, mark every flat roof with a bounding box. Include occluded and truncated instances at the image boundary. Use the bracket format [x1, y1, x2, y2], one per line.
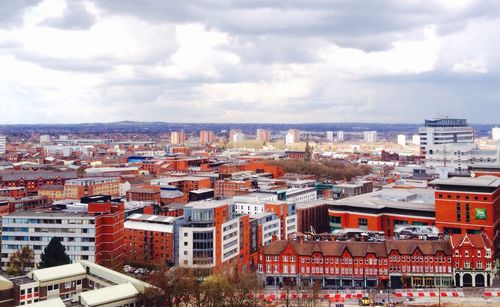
[17, 298, 66, 307]
[185, 199, 229, 209]
[32, 263, 86, 283]
[430, 176, 500, 188]
[331, 188, 435, 212]
[124, 220, 174, 233]
[78, 282, 139, 306]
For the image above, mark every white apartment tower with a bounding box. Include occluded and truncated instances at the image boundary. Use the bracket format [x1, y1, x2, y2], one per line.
[363, 131, 378, 143]
[337, 131, 344, 142]
[492, 127, 500, 141]
[326, 131, 334, 142]
[397, 134, 406, 146]
[0, 135, 5, 155]
[419, 118, 474, 154]
[286, 129, 300, 145]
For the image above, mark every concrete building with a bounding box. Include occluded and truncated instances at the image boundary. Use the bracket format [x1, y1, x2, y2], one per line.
[424, 143, 499, 172]
[397, 134, 406, 146]
[419, 118, 474, 155]
[39, 135, 50, 144]
[170, 131, 186, 145]
[326, 131, 334, 142]
[363, 131, 378, 143]
[232, 132, 246, 142]
[200, 130, 215, 144]
[285, 187, 317, 205]
[0, 198, 125, 271]
[285, 129, 300, 145]
[256, 129, 272, 143]
[493, 127, 500, 141]
[0, 136, 6, 155]
[8, 261, 154, 306]
[337, 131, 344, 142]
[412, 134, 421, 145]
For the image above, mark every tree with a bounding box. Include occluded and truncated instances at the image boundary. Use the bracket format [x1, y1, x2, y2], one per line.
[7, 246, 34, 275]
[38, 237, 71, 268]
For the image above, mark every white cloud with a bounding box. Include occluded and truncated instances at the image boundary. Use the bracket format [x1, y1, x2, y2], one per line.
[0, 0, 499, 124]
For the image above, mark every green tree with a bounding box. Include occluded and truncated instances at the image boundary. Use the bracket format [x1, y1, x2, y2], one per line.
[38, 237, 71, 268]
[7, 246, 35, 275]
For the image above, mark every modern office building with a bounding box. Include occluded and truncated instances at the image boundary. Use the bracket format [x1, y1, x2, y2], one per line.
[424, 143, 499, 172]
[419, 118, 474, 155]
[176, 200, 256, 272]
[431, 176, 500, 247]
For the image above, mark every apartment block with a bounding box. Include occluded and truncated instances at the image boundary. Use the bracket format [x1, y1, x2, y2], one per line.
[0, 198, 125, 271]
[63, 178, 120, 199]
[176, 200, 256, 272]
[124, 213, 176, 266]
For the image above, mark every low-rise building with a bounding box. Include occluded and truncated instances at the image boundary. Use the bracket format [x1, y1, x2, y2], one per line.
[9, 261, 155, 306]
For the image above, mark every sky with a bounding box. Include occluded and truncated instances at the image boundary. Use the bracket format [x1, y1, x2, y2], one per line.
[0, 0, 499, 124]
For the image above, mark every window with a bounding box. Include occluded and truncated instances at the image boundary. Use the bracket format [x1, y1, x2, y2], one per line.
[290, 256, 295, 262]
[465, 204, 470, 223]
[456, 203, 461, 221]
[464, 261, 470, 269]
[455, 250, 459, 257]
[465, 251, 469, 257]
[477, 262, 483, 269]
[282, 256, 288, 262]
[486, 250, 492, 258]
[477, 251, 481, 257]
[358, 218, 368, 230]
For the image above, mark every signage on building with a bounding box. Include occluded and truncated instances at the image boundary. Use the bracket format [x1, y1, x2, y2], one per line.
[475, 208, 487, 220]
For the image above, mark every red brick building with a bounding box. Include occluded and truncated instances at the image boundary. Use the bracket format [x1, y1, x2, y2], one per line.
[258, 238, 453, 289]
[124, 214, 176, 266]
[126, 185, 161, 203]
[215, 179, 253, 198]
[431, 177, 500, 246]
[0, 170, 77, 195]
[449, 233, 495, 287]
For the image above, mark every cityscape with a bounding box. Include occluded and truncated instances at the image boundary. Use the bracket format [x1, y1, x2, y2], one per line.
[1, 1, 500, 307]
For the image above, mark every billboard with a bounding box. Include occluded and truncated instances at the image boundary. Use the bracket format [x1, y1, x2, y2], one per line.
[475, 208, 487, 220]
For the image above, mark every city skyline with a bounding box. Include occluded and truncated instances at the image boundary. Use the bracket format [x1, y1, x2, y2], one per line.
[1, 1, 500, 124]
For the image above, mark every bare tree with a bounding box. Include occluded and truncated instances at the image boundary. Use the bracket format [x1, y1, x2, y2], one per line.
[7, 246, 34, 275]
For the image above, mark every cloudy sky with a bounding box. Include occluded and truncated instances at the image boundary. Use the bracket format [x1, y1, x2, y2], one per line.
[0, 0, 499, 124]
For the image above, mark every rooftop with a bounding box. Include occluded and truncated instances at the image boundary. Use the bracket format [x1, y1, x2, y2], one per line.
[78, 282, 139, 306]
[31, 263, 86, 283]
[430, 176, 500, 188]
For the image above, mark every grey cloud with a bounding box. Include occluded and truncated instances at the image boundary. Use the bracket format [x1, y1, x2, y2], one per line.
[0, 0, 42, 28]
[39, 1, 96, 30]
